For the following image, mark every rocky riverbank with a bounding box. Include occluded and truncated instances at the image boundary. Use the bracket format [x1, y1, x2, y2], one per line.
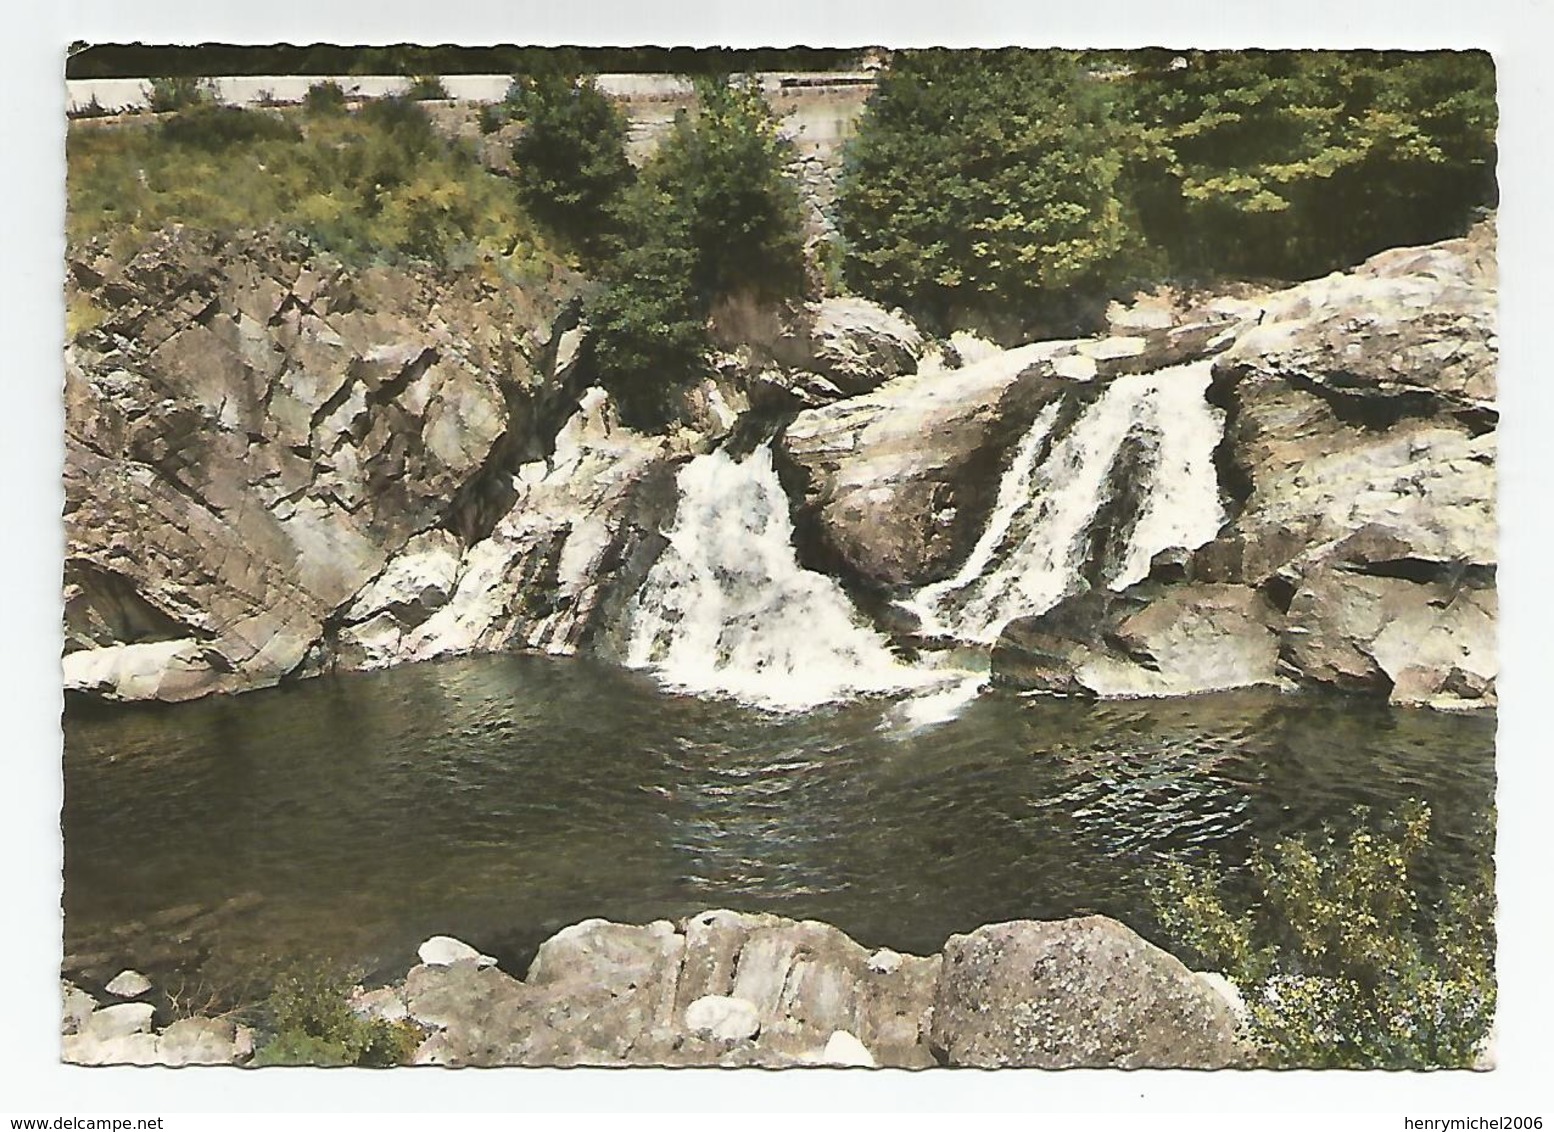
[63, 909, 1251, 1068]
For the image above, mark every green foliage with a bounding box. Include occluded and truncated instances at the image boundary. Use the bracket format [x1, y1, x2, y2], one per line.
[584, 76, 805, 430]
[1149, 800, 1495, 1069]
[835, 49, 1495, 333]
[652, 77, 806, 302]
[157, 104, 300, 151]
[406, 74, 451, 101]
[251, 962, 422, 1068]
[302, 80, 347, 116]
[838, 49, 1141, 337]
[143, 76, 219, 113]
[1109, 50, 1497, 279]
[67, 99, 561, 275]
[507, 72, 637, 265]
[476, 102, 505, 135]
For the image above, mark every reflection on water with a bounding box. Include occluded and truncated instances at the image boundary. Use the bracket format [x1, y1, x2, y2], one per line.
[62, 653, 1495, 984]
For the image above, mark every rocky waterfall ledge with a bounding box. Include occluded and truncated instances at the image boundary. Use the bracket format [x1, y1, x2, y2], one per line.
[63, 221, 1496, 711]
[63, 910, 1251, 1068]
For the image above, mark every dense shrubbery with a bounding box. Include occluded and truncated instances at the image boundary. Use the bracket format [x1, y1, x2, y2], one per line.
[251, 962, 421, 1067]
[143, 75, 219, 113]
[507, 73, 636, 264]
[838, 49, 1496, 335]
[302, 80, 347, 116]
[67, 97, 558, 274]
[839, 49, 1144, 337]
[584, 78, 806, 428]
[1113, 50, 1497, 280]
[1149, 800, 1495, 1069]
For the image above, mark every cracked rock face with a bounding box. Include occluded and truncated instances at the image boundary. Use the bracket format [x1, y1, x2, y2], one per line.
[63, 228, 575, 701]
[386, 909, 942, 1068]
[345, 909, 1248, 1068]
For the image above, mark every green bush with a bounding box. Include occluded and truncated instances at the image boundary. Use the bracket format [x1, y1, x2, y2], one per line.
[143, 76, 219, 113]
[303, 80, 347, 116]
[251, 961, 422, 1068]
[476, 102, 505, 135]
[1149, 800, 1495, 1069]
[406, 74, 451, 101]
[507, 72, 636, 265]
[157, 104, 300, 151]
[838, 49, 1143, 338]
[583, 76, 805, 430]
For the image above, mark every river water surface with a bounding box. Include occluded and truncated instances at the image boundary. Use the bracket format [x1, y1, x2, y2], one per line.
[61, 653, 1495, 989]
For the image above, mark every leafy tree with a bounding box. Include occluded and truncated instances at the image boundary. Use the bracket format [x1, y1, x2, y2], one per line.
[507, 72, 637, 265]
[1112, 50, 1497, 279]
[1149, 800, 1495, 1069]
[584, 76, 806, 429]
[649, 77, 806, 302]
[837, 49, 1141, 338]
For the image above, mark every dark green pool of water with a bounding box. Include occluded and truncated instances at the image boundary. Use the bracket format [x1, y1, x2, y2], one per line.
[62, 653, 1495, 987]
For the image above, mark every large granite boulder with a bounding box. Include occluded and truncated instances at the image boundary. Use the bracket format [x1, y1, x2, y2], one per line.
[993, 582, 1284, 698]
[930, 917, 1248, 1069]
[775, 339, 1093, 591]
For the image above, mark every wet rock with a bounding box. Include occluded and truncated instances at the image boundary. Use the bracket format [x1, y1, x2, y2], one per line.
[992, 583, 1282, 698]
[1282, 567, 1497, 708]
[930, 917, 1247, 1069]
[804, 297, 925, 395]
[62, 638, 223, 704]
[776, 338, 1098, 590]
[105, 969, 152, 998]
[991, 225, 1497, 710]
[1207, 223, 1496, 593]
[396, 389, 690, 667]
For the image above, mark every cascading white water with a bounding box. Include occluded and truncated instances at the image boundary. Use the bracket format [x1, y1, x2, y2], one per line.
[622, 443, 930, 711]
[901, 359, 1225, 644]
[620, 359, 1224, 721]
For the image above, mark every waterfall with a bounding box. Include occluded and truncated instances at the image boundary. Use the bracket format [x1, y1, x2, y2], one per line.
[622, 443, 928, 711]
[901, 359, 1225, 644]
